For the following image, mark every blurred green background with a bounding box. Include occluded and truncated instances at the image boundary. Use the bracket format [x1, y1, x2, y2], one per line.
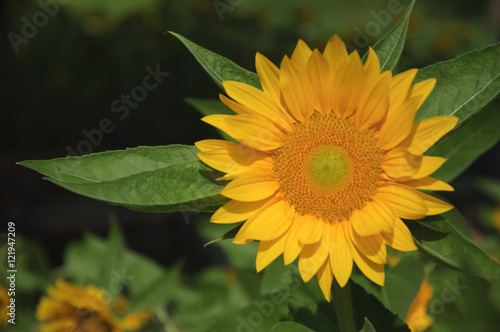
[1, 0, 500, 330]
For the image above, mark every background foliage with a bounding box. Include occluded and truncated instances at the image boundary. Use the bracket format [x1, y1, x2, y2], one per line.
[1, 0, 500, 331]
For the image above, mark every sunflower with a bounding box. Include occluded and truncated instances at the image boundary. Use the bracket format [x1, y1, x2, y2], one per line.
[196, 35, 457, 301]
[0, 285, 9, 326]
[36, 279, 151, 332]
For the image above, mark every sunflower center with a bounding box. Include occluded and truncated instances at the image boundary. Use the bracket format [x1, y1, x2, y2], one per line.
[273, 112, 383, 222]
[307, 147, 351, 189]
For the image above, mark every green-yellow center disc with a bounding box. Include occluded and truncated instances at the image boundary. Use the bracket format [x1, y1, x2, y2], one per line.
[307, 147, 351, 189]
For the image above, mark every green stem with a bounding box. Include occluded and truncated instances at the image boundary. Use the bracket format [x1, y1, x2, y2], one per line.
[332, 280, 356, 332]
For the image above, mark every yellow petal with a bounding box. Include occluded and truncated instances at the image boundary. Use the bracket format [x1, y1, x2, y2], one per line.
[410, 156, 447, 179]
[211, 199, 268, 224]
[355, 71, 391, 128]
[291, 39, 313, 69]
[198, 141, 272, 176]
[383, 218, 417, 251]
[280, 56, 315, 121]
[220, 93, 254, 115]
[350, 226, 387, 264]
[350, 204, 384, 236]
[330, 222, 353, 287]
[202, 152, 272, 179]
[255, 52, 281, 102]
[256, 232, 287, 272]
[220, 171, 279, 201]
[383, 147, 422, 179]
[298, 214, 324, 245]
[323, 35, 349, 75]
[243, 196, 294, 241]
[283, 214, 305, 265]
[378, 96, 421, 150]
[370, 200, 395, 233]
[389, 68, 418, 111]
[201, 114, 238, 139]
[232, 224, 254, 244]
[316, 258, 334, 302]
[203, 114, 284, 151]
[346, 226, 385, 286]
[195, 139, 240, 152]
[400, 177, 454, 192]
[120, 311, 152, 330]
[376, 184, 428, 220]
[35, 298, 61, 320]
[223, 114, 284, 147]
[363, 47, 381, 83]
[402, 116, 458, 155]
[331, 51, 364, 117]
[306, 49, 332, 113]
[40, 319, 77, 332]
[299, 224, 330, 282]
[223, 81, 292, 130]
[414, 191, 454, 215]
[410, 78, 437, 109]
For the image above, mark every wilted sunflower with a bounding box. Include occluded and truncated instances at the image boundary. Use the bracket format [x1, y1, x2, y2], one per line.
[0, 285, 9, 326]
[36, 279, 151, 332]
[196, 36, 457, 300]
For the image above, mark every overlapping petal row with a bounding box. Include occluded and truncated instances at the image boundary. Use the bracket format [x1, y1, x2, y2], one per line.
[196, 35, 457, 301]
[36, 280, 150, 332]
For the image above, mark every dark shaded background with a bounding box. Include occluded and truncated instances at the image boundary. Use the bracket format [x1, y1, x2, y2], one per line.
[1, 0, 499, 276]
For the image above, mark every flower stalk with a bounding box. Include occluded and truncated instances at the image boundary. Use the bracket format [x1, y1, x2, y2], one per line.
[332, 280, 356, 332]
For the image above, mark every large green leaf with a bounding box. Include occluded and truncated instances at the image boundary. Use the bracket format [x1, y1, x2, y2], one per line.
[415, 41, 500, 126]
[427, 270, 500, 332]
[362, 0, 415, 72]
[351, 255, 425, 321]
[171, 32, 261, 90]
[382, 255, 425, 318]
[349, 281, 410, 332]
[406, 210, 500, 279]
[430, 98, 500, 182]
[18, 145, 227, 213]
[411, 42, 500, 182]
